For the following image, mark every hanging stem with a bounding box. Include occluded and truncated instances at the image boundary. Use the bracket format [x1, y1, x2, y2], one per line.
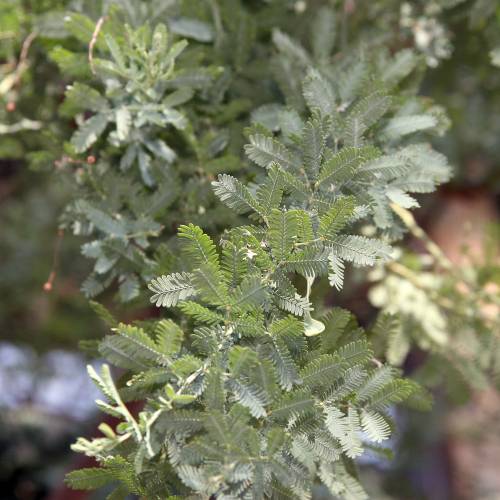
[0, 31, 37, 97]
[391, 203, 500, 311]
[89, 16, 108, 74]
[43, 228, 64, 292]
[391, 202, 453, 271]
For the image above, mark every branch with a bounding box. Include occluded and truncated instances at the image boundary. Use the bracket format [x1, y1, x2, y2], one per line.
[390, 202, 453, 271]
[0, 31, 37, 96]
[89, 16, 107, 75]
[0, 119, 42, 133]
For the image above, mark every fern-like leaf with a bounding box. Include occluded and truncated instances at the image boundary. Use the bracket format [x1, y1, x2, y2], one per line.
[344, 91, 392, 147]
[71, 113, 109, 153]
[178, 224, 220, 269]
[324, 406, 363, 459]
[328, 235, 392, 266]
[360, 409, 391, 443]
[212, 174, 261, 215]
[245, 134, 300, 171]
[300, 354, 344, 390]
[328, 253, 345, 291]
[275, 290, 311, 316]
[271, 389, 315, 422]
[302, 68, 336, 116]
[65, 467, 115, 490]
[256, 164, 285, 217]
[317, 146, 380, 186]
[148, 272, 195, 307]
[178, 301, 224, 325]
[155, 319, 183, 356]
[319, 197, 356, 241]
[283, 247, 329, 277]
[302, 117, 327, 180]
[268, 209, 298, 262]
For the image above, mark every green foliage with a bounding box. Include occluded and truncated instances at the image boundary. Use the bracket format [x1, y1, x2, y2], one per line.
[57, 2, 457, 497]
[55, 11, 229, 300]
[5, 0, 499, 498]
[68, 62, 444, 492]
[13, 0, 450, 302]
[71, 298, 423, 498]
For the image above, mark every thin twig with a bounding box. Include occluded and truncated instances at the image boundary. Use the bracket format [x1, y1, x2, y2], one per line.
[391, 202, 500, 309]
[43, 229, 64, 292]
[390, 202, 453, 271]
[14, 31, 37, 87]
[0, 119, 42, 134]
[53, 155, 85, 170]
[0, 31, 37, 96]
[18, 32, 37, 71]
[89, 16, 107, 75]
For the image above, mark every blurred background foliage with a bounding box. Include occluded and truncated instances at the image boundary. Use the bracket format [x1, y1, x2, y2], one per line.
[0, 0, 499, 499]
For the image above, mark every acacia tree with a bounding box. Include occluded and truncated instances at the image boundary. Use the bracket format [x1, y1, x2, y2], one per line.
[2, 1, 499, 498]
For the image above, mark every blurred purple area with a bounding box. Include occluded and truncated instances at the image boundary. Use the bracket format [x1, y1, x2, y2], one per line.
[0, 342, 104, 499]
[0, 342, 101, 419]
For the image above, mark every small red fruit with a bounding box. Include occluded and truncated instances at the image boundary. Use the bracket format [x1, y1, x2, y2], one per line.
[87, 155, 96, 165]
[43, 281, 52, 292]
[6, 101, 16, 112]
